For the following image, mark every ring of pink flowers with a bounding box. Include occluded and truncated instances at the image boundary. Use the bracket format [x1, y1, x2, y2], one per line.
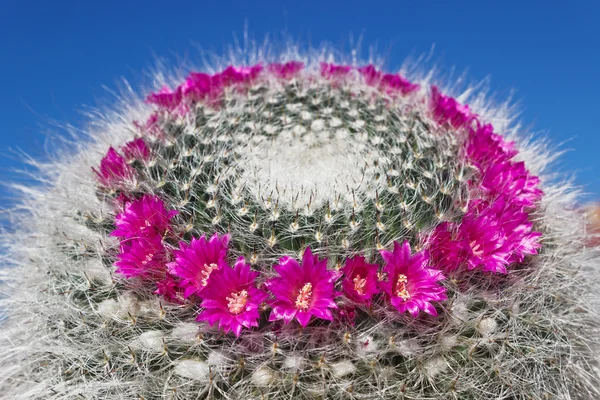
[97, 62, 542, 334]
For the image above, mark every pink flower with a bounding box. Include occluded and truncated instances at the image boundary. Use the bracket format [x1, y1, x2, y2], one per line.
[431, 86, 474, 129]
[155, 273, 183, 303]
[340, 256, 380, 305]
[457, 207, 512, 273]
[93, 147, 135, 187]
[479, 161, 543, 207]
[197, 257, 267, 337]
[215, 64, 263, 85]
[472, 199, 542, 265]
[168, 233, 231, 298]
[428, 200, 541, 274]
[115, 235, 167, 278]
[181, 72, 215, 101]
[380, 73, 420, 95]
[466, 124, 517, 169]
[268, 61, 304, 79]
[145, 85, 183, 110]
[111, 195, 178, 239]
[358, 65, 382, 85]
[121, 138, 151, 162]
[426, 223, 464, 273]
[320, 62, 352, 78]
[266, 247, 338, 327]
[379, 241, 446, 317]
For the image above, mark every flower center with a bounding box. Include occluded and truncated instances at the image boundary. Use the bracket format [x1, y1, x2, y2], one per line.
[295, 282, 313, 311]
[353, 274, 367, 295]
[469, 240, 484, 257]
[395, 274, 410, 301]
[140, 219, 152, 231]
[141, 253, 154, 266]
[226, 290, 249, 314]
[200, 263, 219, 287]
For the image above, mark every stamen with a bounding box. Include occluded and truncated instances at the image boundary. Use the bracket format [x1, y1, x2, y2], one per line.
[395, 274, 410, 301]
[353, 274, 367, 295]
[295, 282, 313, 311]
[141, 253, 154, 266]
[201, 263, 219, 287]
[226, 290, 249, 314]
[469, 240, 484, 257]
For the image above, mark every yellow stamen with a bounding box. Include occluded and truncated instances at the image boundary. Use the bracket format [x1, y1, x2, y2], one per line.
[353, 274, 367, 295]
[141, 253, 154, 266]
[295, 282, 313, 311]
[226, 290, 249, 314]
[201, 263, 219, 287]
[395, 274, 410, 301]
[469, 240, 484, 257]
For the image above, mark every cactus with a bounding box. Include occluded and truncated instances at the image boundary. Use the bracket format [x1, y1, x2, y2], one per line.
[1, 46, 600, 400]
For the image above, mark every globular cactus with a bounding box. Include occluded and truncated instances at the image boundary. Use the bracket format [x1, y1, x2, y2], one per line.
[1, 44, 600, 400]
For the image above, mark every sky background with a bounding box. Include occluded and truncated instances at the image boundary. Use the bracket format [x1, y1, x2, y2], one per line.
[0, 0, 599, 215]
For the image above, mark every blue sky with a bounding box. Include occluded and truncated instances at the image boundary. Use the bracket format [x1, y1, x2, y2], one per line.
[1, 0, 599, 212]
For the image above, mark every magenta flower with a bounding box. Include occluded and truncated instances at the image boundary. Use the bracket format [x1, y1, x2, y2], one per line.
[266, 248, 338, 327]
[168, 233, 231, 298]
[320, 62, 352, 78]
[379, 241, 446, 317]
[457, 208, 512, 273]
[115, 235, 167, 278]
[111, 194, 178, 239]
[472, 199, 542, 265]
[197, 257, 267, 337]
[358, 65, 382, 85]
[121, 138, 151, 162]
[428, 200, 541, 274]
[426, 223, 464, 273]
[480, 161, 543, 207]
[145, 85, 183, 110]
[380, 73, 420, 95]
[340, 256, 380, 305]
[466, 123, 517, 169]
[154, 273, 183, 303]
[431, 86, 474, 129]
[268, 61, 304, 79]
[93, 147, 135, 187]
[215, 65, 263, 86]
[181, 72, 215, 101]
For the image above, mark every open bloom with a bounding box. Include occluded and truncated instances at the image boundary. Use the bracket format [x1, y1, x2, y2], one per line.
[154, 273, 183, 303]
[111, 195, 178, 239]
[380, 73, 420, 95]
[358, 64, 383, 85]
[268, 61, 304, 79]
[466, 123, 517, 170]
[379, 241, 446, 317]
[431, 86, 474, 129]
[215, 65, 263, 86]
[320, 62, 352, 78]
[480, 161, 543, 207]
[457, 208, 512, 273]
[145, 85, 183, 110]
[93, 147, 135, 187]
[197, 257, 267, 337]
[267, 247, 338, 327]
[115, 235, 167, 278]
[121, 138, 151, 162]
[340, 256, 380, 305]
[168, 233, 231, 298]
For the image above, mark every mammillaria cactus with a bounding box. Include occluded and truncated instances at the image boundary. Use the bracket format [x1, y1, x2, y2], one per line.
[1, 45, 600, 400]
